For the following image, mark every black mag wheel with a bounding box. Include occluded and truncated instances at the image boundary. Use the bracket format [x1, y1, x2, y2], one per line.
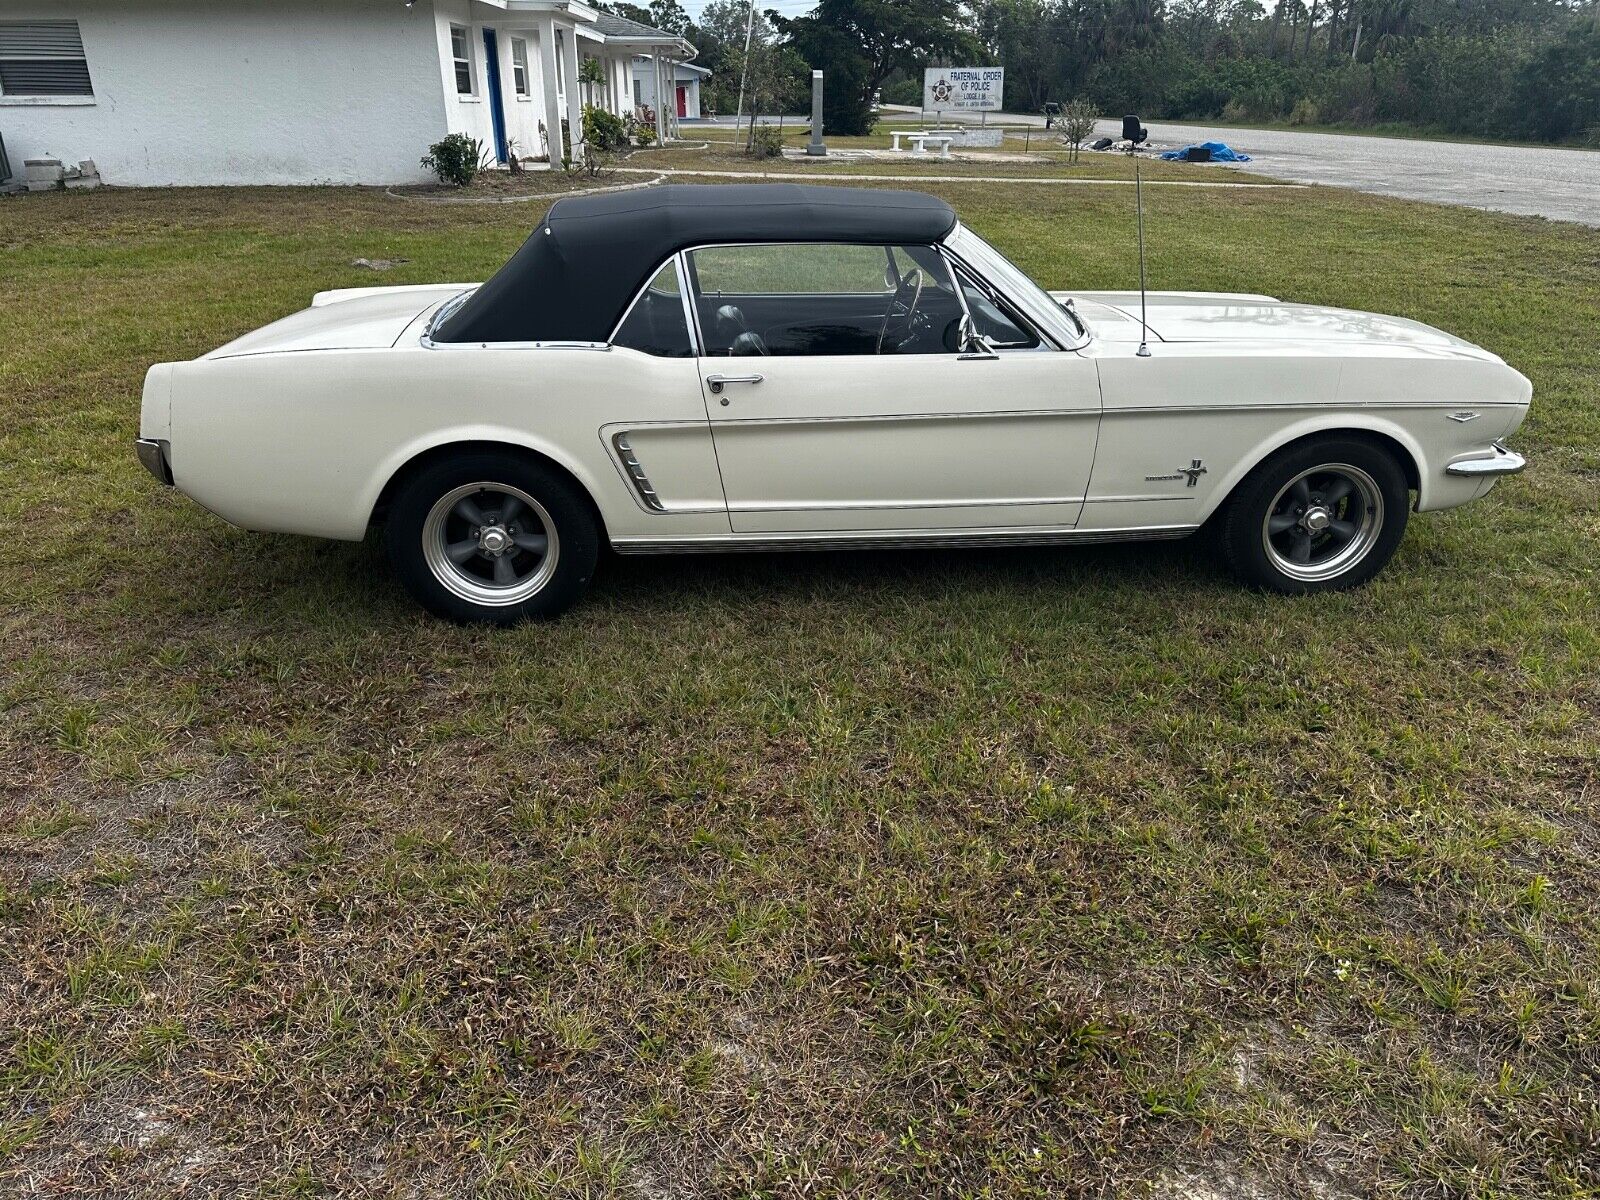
[387, 452, 599, 624]
[1219, 437, 1410, 594]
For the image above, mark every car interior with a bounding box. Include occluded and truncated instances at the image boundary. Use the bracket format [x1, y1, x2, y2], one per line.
[611, 244, 1042, 359]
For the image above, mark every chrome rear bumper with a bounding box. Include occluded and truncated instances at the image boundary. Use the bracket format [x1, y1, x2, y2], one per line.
[134, 437, 173, 486]
[1446, 441, 1526, 478]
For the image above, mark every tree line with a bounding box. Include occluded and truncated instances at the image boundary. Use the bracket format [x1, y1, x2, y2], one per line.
[603, 0, 1600, 144]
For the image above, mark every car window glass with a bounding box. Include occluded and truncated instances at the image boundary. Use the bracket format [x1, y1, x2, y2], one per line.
[612, 261, 693, 357]
[692, 244, 893, 295]
[687, 244, 964, 357]
[954, 265, 1040, 350]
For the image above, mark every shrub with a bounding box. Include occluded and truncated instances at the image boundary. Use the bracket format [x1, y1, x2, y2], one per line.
[583, 105, 629, 153]
[634, 122, 657, 147]
[420, 133, 483, 187]
[1288, 97, 1321, 126]
[747, 124, 784, 159]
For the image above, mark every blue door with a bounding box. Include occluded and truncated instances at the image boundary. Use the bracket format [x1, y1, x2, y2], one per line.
[481, 28, 509, 164]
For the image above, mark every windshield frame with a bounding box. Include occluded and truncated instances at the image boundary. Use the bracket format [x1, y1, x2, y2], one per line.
[943, 223, 1089, 350]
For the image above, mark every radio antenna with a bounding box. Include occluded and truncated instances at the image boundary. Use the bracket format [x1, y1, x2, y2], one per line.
[1122, 114, 1152, 358]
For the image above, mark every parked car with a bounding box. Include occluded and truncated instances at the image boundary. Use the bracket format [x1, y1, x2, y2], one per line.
[136, 184, 1530, 623]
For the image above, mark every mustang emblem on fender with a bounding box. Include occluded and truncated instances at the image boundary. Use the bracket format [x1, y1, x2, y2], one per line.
[1148, 460, 1208, 486]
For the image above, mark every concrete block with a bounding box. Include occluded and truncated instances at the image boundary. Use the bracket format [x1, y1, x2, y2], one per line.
[24, 158, 63, 183]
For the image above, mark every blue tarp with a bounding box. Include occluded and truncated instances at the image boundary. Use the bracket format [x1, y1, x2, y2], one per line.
[1160, 141, 1252, 162]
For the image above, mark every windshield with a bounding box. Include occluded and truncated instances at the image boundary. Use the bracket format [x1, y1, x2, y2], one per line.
[945, 224, 1086, 344]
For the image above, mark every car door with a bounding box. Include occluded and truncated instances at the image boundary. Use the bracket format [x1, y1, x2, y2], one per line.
[685, 242, 1102, 535]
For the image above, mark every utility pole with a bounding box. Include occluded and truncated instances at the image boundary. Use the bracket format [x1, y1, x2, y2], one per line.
[732, 0, 756, 144]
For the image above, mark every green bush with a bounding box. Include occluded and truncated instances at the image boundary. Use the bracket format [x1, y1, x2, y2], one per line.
[420, 133, 483, 187]
[879, 76, 921, 107]
[1510, 19, 1600, 143]
[583, 105, 629, 153]
[747, 124, 785, 159]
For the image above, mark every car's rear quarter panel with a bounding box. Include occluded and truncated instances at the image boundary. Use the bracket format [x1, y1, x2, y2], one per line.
[165, 346, 726, 542]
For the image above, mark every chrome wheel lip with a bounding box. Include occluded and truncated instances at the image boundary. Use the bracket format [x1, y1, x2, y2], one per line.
[1262, 463, 1383, 583]
[422, 482, 560, 607]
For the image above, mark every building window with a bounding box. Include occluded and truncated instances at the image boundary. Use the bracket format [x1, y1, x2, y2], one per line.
[632, 79, 642, 107]
[0, 20, 94, 97]
[449, 24, 473, 96]
[510, 37, 529, 98]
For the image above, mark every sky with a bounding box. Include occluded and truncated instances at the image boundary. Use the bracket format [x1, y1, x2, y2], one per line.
[692, 0, 817, 17]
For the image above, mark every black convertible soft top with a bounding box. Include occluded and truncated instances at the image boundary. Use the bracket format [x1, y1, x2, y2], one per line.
[431, 183, 958, 345]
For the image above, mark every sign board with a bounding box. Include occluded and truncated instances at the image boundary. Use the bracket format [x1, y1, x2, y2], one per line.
[922, 67, 1004, 113]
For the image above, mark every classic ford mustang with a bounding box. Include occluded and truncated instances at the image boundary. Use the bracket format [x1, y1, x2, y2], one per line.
[135, 184, 1530, 623]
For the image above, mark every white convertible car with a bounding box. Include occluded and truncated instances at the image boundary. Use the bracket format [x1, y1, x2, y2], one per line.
[136, 184, 1530, 623]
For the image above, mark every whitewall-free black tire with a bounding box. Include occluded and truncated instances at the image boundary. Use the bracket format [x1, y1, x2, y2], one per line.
[386, 452, 600, 623]
[1218, 436, 1410, 594]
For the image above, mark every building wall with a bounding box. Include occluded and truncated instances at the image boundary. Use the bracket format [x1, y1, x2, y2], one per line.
[630, 62, 701, 121]
[431, 0, 552, 162]
[0, 0, 448, 186]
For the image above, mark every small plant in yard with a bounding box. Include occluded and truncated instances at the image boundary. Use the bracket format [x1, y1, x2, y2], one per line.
[634, 121, 657, 148]
[747, 124, 784, 160]
[420, 132, 484, 187]
[583, 104, 629, 153]
[1058, 96, 1097, 164]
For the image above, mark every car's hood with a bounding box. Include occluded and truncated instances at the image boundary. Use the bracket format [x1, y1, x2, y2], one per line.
[1056, 290, 1500, 361]
[204, 284, 475, 359]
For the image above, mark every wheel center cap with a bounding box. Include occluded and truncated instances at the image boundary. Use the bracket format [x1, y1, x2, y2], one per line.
[1302, 506, 1332, 534]
[479, 525, 511, 555]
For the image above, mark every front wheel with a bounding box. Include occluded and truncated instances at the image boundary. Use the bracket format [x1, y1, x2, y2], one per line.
[1218, 437, 1410, 594]
[386, 452, 600, 623]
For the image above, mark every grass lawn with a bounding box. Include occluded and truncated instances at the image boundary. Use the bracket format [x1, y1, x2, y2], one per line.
[2, 155, 1598, 1199]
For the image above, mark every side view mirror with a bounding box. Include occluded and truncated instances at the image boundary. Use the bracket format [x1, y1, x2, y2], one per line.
[958, 314, 998, 359]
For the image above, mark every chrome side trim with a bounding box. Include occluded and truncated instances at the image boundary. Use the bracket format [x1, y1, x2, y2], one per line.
[711, 406, 1101, 427]
[421, 337, 611, 351]
[1106, 400, 1525, 415]
[133, 438, 173, 486]
[611, 524, 1195, 555]
[611, 432, 666, 511]
[1445, 441, 1526, 477]
[729, 494, 1086, 513]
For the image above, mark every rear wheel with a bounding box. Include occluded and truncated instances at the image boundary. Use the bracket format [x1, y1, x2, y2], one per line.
[1219, 437, 1409, 593]
[386, 452, 599, 623]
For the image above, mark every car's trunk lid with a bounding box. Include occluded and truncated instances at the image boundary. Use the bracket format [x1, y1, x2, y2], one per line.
[204, 284, 476, 359]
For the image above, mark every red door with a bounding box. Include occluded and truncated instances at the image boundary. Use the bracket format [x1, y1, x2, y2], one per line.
[676, 85, 687, 118]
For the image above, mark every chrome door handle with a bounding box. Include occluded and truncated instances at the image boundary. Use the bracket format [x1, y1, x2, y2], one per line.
[706, 373, 764, 395]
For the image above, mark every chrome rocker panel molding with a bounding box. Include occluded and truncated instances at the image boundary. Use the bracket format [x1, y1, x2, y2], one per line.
[611, 523, 1197, 555]
[1445, 441, 1527, 477]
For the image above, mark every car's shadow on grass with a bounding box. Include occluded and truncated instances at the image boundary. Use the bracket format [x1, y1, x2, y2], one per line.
[161, 521, 1232, 633]
[594, 535, 1226, 608]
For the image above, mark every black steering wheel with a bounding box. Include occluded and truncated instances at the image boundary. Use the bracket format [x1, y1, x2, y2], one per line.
[876, 268, 925, 354]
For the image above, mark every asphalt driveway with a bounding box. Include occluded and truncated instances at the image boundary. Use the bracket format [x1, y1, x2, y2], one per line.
[1098, 119, 1600, 227]
[863, 109, 1600, 226]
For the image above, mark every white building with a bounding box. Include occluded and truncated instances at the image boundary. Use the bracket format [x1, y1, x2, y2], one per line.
[631, 57, 707, 121]
[0, 0, 698, 187]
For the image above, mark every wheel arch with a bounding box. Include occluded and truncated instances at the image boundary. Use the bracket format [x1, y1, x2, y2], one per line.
[1201, 419, 1424, 525]
[366, 436, 609, 539]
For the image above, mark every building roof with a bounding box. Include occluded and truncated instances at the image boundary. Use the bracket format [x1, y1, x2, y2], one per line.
[432, 184, 960, 345]
[589, 11, 678, 40]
